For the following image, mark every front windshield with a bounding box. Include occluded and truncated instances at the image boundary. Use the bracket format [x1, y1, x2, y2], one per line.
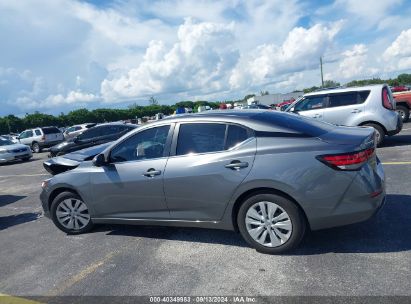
[0, 137, 13, 146]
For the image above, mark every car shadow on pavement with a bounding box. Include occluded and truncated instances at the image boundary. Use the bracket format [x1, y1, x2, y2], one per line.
[0, 195, 27, 207]
[101, 224, 248, 248]
[0, 212, 40, 230]
[293, 194, 411, 255]
[99, 194, 411, 254]
[380, 134, 411, 147]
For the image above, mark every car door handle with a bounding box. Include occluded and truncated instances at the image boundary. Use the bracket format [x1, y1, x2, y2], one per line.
[143, 168, 162, 177]
[225, 161, 249, 170]
[313, 114, 322, 118]
[351, 109, 362, 113]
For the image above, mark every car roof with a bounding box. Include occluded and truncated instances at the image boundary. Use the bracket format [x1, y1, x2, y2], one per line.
[304, 84, 386, 96]
[133, 110, 330, 134]
[95, 122, 136, 127]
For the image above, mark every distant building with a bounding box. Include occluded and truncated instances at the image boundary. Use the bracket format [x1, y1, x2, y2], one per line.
[247, 92, 303, 106]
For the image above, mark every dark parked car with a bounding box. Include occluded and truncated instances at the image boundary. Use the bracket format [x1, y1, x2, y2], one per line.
[40, 111, 385, 254]
[49, 123, 136, 157]
[44, 142, 111, 175]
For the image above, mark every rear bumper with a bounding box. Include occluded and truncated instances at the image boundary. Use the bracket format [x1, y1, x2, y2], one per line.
[308, 159, 386, 231]
[39, 140, 64, 149]
[387, 115, 403, 136]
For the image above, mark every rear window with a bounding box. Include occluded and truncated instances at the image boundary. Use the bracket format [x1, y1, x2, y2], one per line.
[254, 112, 335, 137]
[42, 127, 61, 134]
[327, 91, 370, 107]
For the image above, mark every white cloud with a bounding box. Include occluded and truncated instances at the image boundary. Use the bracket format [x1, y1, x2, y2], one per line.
[15, 91, 100, 110]
[101, 18, 238, 101]
[326, 44, 378, 80]
[1, 0, 411, 115]
[229, 23, 341, 89]
[384, 28, 411, 59]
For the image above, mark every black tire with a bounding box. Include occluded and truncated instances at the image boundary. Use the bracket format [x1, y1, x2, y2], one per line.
[32, 142, 41, 153]
[237, 193, 306, 254]
[396, 105, 410, 122]
[50, 191, 94, 234]
[22, 157, 31, 162]
[363, 123, 385, 146]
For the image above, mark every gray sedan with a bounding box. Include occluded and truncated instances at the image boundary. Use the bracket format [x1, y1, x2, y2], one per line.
[40, 111, 385, 253]
[0, 136, 33, 164]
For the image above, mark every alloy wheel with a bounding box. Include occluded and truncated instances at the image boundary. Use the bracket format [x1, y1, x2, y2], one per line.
[245, 201, 293, 247]
[396, 109, 405, 120]
[56, 198, 90, 230]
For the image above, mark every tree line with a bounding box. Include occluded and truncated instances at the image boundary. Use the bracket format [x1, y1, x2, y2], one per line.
[0, 101, 222, 134]
[1, 73, 410, 135]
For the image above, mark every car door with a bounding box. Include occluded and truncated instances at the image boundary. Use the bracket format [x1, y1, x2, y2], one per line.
[292, 95, 326, 120]
[73, 127, 103, 152]
[90, 124, 173, 219]
[163, 122, 256, 221]
[322, 91, 367, 126]
[20, 130, 33, 146]
[18, 131, 28, 145]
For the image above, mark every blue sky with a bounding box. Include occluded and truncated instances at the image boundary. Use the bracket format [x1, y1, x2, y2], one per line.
[1, 0, 411, 116]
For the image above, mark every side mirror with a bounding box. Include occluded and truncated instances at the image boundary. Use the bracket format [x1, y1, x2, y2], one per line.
[92, 154, 107, 167]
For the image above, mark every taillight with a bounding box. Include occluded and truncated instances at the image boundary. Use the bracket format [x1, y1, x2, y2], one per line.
[317, 148, 375, 171]
[382, 87, 393, 110]
[41, 135, 45, 141]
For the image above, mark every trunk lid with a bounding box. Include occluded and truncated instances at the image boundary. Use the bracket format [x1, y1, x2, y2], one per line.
[318, 125, 376, 150]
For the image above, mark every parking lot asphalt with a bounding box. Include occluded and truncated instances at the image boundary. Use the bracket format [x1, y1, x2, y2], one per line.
[0, 123, 410, 298]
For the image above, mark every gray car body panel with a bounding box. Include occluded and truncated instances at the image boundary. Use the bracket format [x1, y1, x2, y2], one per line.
[40, 111, 385, 232]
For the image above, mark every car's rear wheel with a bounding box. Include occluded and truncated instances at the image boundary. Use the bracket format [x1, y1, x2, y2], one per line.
[22, 157, 31, 162]
[364, 123, 385, 146]
[50, 191, 94, 234]
[237, 193, 306, 254]
[32, 142, 41, 153]
[396, 105, 410, 122]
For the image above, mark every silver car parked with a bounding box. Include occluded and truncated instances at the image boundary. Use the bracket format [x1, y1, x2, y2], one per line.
[0, 136, 32, 163]
[40, 111, 385, 253]
[286, 84, 402, 145]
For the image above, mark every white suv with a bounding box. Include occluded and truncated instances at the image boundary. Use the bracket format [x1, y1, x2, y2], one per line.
[286, 84, 402, 145]
[18, 127, 64, 153]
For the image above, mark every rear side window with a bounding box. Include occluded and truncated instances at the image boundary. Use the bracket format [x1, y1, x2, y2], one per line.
[327, 91, 370, 108]
[35, 130, 41, 136]
[42, 127, 60, 134]
[294, 96, 326, 111]
[177, 123, 226, 155]
[255, 112, 335, 137]
[358, 91, 370, 103]
[226, 125, 249, 149]
[102, 125, 122, 135]
[79, 127, 102, 140]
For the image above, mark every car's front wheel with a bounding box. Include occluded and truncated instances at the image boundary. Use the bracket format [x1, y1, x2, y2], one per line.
[50, 191, 94, 234]
[237, 193, 306, 254]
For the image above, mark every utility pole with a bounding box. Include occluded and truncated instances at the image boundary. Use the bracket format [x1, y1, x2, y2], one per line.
[320, 57, 324, 87]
